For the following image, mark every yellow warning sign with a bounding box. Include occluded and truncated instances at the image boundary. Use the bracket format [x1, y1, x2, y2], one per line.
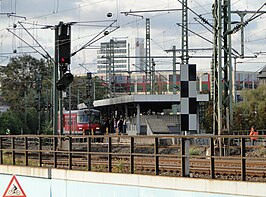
[2, 175, 27, 197]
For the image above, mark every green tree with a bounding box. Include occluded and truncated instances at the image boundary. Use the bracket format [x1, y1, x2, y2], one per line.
[0, 55, 53, 134]
[0, 55, 52, 110]
[201, 101, 213, 133]
[232, 84, 266, 130]
[94, 76, 108, 100]
[0, 110, 24, 134]
[64, 75, 107, 110]
[201, 84, 266, 133]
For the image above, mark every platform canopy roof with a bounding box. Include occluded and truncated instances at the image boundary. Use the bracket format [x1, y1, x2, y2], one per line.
[93, 94, 209, 107]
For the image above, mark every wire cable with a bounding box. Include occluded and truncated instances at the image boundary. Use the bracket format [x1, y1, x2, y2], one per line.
[18, 21, 52, 59]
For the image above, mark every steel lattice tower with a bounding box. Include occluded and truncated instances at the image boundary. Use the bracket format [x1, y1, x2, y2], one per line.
[181, 0, 189, 65]
[212, 0, 233, 135]
[145, 18, 153, 94]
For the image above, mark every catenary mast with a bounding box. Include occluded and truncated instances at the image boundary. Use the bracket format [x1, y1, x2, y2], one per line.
[212, 0, 233, 136]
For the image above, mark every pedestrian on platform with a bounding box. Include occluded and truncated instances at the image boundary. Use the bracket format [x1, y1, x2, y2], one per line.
[250, 126, 258, 145]
[122, 117, 127, 134]
[105, 117, 110, 134]
[117, 117, 123, 134]
[114, 118, 118, 134]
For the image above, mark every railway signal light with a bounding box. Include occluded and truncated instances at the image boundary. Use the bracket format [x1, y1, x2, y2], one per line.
[58, 23, 71, 66]
[56, 72, 74, 91]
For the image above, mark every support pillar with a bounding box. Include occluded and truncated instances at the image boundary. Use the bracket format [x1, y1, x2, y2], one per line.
[136, 104, 141, 135]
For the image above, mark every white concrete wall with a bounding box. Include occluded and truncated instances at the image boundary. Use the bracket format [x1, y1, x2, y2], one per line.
[0, 165, 264, 197]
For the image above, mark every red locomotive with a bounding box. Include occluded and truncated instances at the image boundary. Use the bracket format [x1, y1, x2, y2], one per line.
[62, 109, 102, 135]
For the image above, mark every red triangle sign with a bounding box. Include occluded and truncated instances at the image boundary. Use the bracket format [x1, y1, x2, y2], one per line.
[2, 175, 27, 197]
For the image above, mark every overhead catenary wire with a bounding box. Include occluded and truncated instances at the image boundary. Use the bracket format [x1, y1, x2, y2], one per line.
[229, 3, 266, 34]
[9, 19, 119, 62]
[7, 28, 47, 59]
[18, 21, 52, 59]
[175, 0, 252, 58]
[1, 0, 264, 74]
[176, 0, 213, 28]
[71, 20, 119, 57]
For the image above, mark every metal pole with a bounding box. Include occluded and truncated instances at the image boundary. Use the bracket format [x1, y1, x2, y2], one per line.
[37, 72, 42, 134]
[105, 45, 109, 97]
[151, 58, 155, 94]
[53, 25, 59, 135]
[50, 86, 53, 122]
[128, 43, 131, 94]
[228, 0, 233, 129]
[69, 84, 72, 135]
[233, 57, 237, 102]
[181, 0, 189, 65]
[57, 22, 65, 136]
[145, 18, 151, 94]
[93, 81, 96, 101]
[108, 41, 112, 98]
[110, 39, 115, 98]
[136, 104, 140, 135]
[77, 89, 80, 105]
[199, 76, 203, 92]
[212, 0, 218, 135]
[38, 103, 41, 135]
[173, 46, 177, 94]
[217, 0, 223, 136]
[238, 13, 246, 58]
[24, 91, 27, 132]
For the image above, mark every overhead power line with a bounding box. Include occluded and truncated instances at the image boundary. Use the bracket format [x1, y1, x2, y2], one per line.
[18, 21, 52, 59]
[6, 28, 48, 59]
[121, 8, 182, 15]
[176, 0, 212, 28]
[229, 4, 266, 34]
[71, 20, 119, 57]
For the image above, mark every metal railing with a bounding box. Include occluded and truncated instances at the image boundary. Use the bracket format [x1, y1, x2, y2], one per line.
[0, 134, 265, 182]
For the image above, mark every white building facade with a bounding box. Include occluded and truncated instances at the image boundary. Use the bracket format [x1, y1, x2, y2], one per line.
[97, 39, 128, 75]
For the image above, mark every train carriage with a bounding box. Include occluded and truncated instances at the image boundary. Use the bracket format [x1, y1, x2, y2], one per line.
[62, 109, 102, 135]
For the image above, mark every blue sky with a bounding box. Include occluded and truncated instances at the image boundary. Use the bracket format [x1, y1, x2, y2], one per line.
[0, 0, 265, 74]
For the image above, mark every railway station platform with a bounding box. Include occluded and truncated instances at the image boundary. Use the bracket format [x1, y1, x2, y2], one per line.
[93, 94, 209, 134]
[0, 165, 265, 197]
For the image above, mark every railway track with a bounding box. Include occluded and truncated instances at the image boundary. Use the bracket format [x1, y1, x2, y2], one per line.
[1, 135, 266, 182]
[9, 153, 265, 181]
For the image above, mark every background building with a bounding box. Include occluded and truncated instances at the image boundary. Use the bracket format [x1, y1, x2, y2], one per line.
[134, 38, 145, 72]
[258, 65, 266, 85]
[95, 70, 259, 97]
[96, 39, 260, 99]
[97, 39, 128, 75]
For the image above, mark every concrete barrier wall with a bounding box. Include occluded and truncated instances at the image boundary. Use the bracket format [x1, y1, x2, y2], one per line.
[0, 165, 264, 197]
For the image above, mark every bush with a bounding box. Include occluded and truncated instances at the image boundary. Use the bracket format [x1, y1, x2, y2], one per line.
[41, 121, 53, 135]
[0, 111, 24, 134]
[189, 147, 201, 155]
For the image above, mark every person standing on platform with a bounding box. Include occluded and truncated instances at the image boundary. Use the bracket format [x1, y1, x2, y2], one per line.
[122, 117, 127, 134]
[114, 118, 118, 134]
[117, 117, 123, 134]
[250, 126, 258, 145]
[105, 117, 110, 134]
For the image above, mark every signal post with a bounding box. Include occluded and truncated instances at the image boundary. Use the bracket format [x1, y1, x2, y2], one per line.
[53, 22, 73, 137]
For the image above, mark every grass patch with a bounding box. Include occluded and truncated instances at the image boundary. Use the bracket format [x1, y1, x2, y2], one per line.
[112, 158, 127, 173]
